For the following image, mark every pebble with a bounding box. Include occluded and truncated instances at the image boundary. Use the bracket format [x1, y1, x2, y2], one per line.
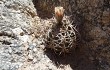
[12, 28, 24, 36]
[33, 48, 37, 52]
[28, 51, 33, 61]
[8, 47, 12, 54]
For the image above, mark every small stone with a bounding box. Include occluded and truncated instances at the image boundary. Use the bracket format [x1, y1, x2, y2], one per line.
[33, 43, 36, 46]
[28, 53, 33, 61]
[28, 57, 33, 61]
[40, 45, 45, 49]
[12, 28, 24, 36]
[28, 44, 35, 50]
[33, 48, 37, 52]
[8, 47, 12, 54]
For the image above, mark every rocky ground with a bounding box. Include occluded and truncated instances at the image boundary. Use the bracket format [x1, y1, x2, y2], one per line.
[0, 0, 110, 70]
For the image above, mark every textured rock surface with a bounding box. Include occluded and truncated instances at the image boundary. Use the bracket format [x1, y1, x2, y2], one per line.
[0, 0, 110, 70]
[0, 0, 56, 70]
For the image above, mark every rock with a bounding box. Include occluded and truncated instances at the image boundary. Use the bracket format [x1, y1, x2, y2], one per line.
[12, 28, 24, 36]
[28, 54, 33, 61]
[33, 48, 37, 52]
[0, 0, 110, 70]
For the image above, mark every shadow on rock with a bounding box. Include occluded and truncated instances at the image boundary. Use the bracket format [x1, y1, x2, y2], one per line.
[32, 0, 53, 19]
[44, 43, 97, 70]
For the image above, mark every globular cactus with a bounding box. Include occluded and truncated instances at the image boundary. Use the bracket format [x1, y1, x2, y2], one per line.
[45, 7, 77, 54]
